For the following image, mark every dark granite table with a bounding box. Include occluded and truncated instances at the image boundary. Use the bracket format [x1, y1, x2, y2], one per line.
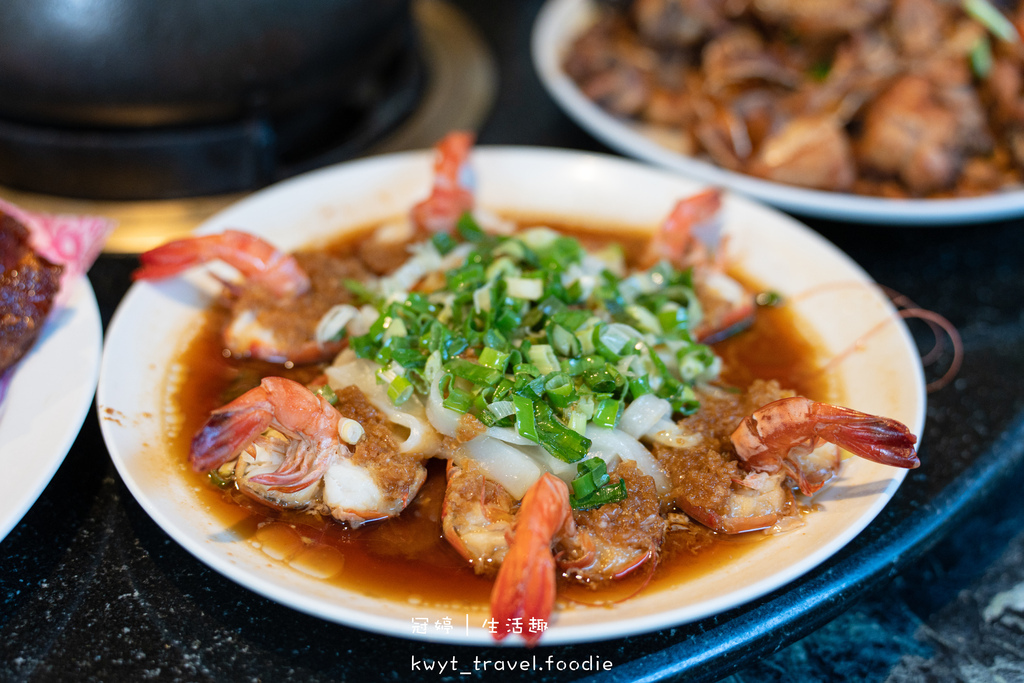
[3, 2, 1024, 681]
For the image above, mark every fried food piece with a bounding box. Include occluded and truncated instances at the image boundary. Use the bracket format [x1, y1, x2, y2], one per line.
[0, 213, 62, 373]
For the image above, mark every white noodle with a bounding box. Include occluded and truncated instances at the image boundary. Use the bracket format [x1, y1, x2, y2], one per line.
[585, 425, 671, 498]
[619, 394, 672, 439]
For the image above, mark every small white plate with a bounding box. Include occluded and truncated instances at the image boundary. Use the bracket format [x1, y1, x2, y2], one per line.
[533, 0, 1024, 225]
[97, 147, 925, 644]
[0, 278, 102, 543]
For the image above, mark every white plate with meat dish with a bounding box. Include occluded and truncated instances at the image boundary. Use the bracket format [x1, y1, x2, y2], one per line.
[0, 278, 103, 543]
[97, 145, 926, 646]
[533, 0, 1024, 225]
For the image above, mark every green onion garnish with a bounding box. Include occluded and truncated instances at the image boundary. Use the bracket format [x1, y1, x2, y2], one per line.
[431, 232, 457, 255]
[971, 36, 993, 77]
[513, 394, 539, 442]
[387, 375, 414, 405]
[592, 398, 621, 428]
[346, 220, 728, 463]
[446, 358, 503, 386]
[964, 0, 1019, 42]
[316, 384, 338, 405]
[209, 468, 234, 489]
[569, 458, 628, 510]
[478, 347, 511, 373]
[443, 385, 474, 414]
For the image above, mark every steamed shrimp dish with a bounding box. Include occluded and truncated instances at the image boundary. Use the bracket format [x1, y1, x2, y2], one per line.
[565, 0, 1024, 198]
[139, 132, 919, 645]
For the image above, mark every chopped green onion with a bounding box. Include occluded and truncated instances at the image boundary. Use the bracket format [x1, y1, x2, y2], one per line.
[569, 459, 628, 510]
[343, 278, 379, 305]
[677, 344, 716, 382]
[316, 384, 338, 405]
[487, 400, 516, 420]
[626, 304, 662, 335]
[473, 284, 493, 313]
[537, 422, 590, 462]
[382, 316, 407, 340]
[513, 394, 539, 442]
[446, 358, 503, 386]
[657, 305, 689, 337]
[566, 406, 588, 434]
[572, 479, 627, 510]
[209, 467, 234, 489]
[756, 290, 784, 307]
[552, 309, 590, 332]
[571, 458, 610, 501]
[387, 375, 414, 405]
[547, 323, 581, 358]
[443, 385, 474, 414]
[527, 345, 560, 374]
[629, 375, 652, 399]
[520, 227, 559, 250]
[544, 373, 577, 408]
[431, 232, 457, 255]
[514, 362, 541, 378]
[583, 364, 623, 393]
[478, 347, 511, 373]
[571, 471, 598, 500]
[505, 276, 544, 300]
[971, 36, 993, 77]
[485, 256, 518, 281]
[964, 0, 1019, 42]
[343, 218, 718, 463]
[456, 212, 487, 242]
[448, 264, 485, 292]
[592, 398, 622, 428]
[532, 401, 590, 462]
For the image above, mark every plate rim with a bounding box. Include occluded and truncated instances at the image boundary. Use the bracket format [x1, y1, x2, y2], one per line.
[531, 0, 1024, 226]
[97, 145, 927, 645]
[0, 277, 102, 544]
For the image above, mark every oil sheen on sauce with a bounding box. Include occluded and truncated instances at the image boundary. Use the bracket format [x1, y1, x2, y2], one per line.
[165, 223, 836, 612]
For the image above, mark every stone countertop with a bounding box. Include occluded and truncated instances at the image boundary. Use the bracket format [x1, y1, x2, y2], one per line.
[3, 2, 1024, 681]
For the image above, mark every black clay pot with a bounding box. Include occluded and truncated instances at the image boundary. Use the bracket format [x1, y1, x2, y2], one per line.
[0, 0, 412, 127]
[0, 0, 420, 199]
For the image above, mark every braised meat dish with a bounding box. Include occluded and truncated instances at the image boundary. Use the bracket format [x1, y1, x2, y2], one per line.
[565, 0, 1024, 198]
[0, 212, 62, 374]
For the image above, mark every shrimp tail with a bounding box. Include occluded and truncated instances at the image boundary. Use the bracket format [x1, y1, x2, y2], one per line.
[411, 131, 476, 235]
[810, 404, 920, 469]
[248, 441, 337, 492]
[190, 398, 273, 473]
[641, 188, 722, 268]
[489, 473, 571, 646]
[133, 230, 310, 298]
[732, 397, 920, 479]
[491, 544, 558, 647]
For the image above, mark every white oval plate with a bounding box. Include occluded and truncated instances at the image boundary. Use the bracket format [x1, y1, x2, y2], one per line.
[97, 147, 925, 645]
[0, 278, 102, 543]
[533, 0, 1024, 226]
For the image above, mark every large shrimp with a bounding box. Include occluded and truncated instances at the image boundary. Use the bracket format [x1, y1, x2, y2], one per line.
[192, 377, 426, 526]
[730, 396, 920, 494]
[656, 381, 917, 534]
[410, 130, 476, 235]
[639, 188, 756, 344]
[441, 459, 516, 578]
[489, 473, 574, 647]
[134, 230, 362, 364]
[356, 131, 477, 274]
[443, 460, 664, 644]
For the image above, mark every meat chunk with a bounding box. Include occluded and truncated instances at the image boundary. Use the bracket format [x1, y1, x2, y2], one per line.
[0, 213, 62, 373]
[558, 461, 667, 583]
[334, 384, 427, 510]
